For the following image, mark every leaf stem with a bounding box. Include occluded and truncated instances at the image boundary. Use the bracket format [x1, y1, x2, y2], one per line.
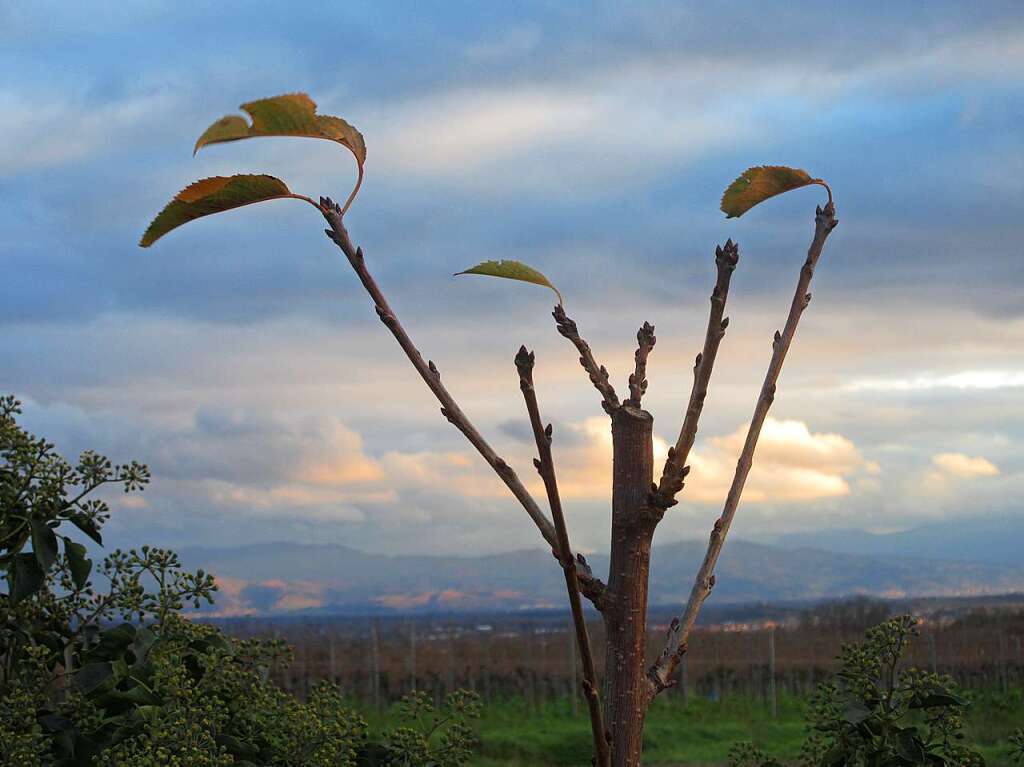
[339, 163, 364, 217]
[812, 179, 833, 208]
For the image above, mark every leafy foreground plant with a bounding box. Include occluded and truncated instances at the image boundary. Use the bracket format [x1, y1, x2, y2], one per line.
[0, 396, 480, 766]
[142, 92, 840, 767]
[730, 616, 986, 767]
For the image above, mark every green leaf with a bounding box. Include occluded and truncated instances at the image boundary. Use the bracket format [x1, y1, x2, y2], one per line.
[842, 700, 874, 725]
[30, 518, 59, 570]
[73, 661, 114, 694]
[894, 728, 927, 764]
[910, 691, 970, 709]
[456, 260, 563, 304]
[8, 553, 45, 603]
[194, 92, 366, 167]
[140, 174, 294, 247]
[720, 165, 825, 218]
[64, 538, 92, 590]
[69, 512, 103, 545]
[129, 626, 157, 664]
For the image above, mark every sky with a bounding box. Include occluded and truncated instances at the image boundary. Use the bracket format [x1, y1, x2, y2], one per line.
[2, 1, 1023, 559]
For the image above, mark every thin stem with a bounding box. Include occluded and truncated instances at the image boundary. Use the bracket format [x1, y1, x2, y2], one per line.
[515, 346, 610, 767]
[339, 164, 364, 217]
[652, 240, 739, 512]
[318, 197, 609, 607]
[552, 304, 620, 415]
[648, 203, 838, 697]
[812, 179, 833, 208]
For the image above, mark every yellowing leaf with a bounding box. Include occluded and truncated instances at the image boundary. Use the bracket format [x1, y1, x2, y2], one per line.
[720, 165, 827, 218]
[140, 174, 293, 247]
[193, 93, 366, 167]
[456, 260, 563, 304]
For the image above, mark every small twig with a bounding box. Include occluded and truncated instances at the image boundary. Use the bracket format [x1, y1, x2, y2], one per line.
[651, 240, 739, 511]
[627, 322, 656, 407]
[648, 204, 838, 698]
[320, 198, 555, 547]
[319, 198, 610, 607]
[552, 304, 620, 415]
[515, 346, 610, 767]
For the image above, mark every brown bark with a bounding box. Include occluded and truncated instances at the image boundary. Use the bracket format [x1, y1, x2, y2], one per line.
[603, 403, 655, 766]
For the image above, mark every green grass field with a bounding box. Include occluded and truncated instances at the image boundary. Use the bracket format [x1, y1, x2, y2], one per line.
[365, 690, 1023, 766]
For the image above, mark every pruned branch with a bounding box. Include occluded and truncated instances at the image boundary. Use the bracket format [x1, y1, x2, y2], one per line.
[627, 322, 656, 407]
[651, 239, 739, 512]
[320, 199, 609, 608]
[515, 346, 610, 767]
[320, 198, 557, 546]
[575, 551, 611, 611]
[552, 304, 620, 415]
[649, 204, 838, 698]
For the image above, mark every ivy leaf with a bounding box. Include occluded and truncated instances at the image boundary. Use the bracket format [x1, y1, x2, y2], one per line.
[894, 728, 927, 764]
[69, 512, 103, 546]
[720, 165, 827, 218]
[193, 92, 366, 168]
[456, 260, 563, 304]
[8, 553, 45, 603]
[140, 175, 294, 247]
[73, 661, 114, 694]
[64, 538, 92, 590]
[30, 518, 59, 571]
[910, 691, 970, 709]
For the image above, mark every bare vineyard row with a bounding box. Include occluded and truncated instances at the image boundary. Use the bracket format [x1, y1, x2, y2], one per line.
[219, 616, 1024, 714]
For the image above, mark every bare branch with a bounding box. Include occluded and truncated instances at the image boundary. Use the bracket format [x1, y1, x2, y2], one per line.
[651, 239, 739, 512]
[320, 199, 558, 547]
[627, 322, 656, 407]
[649, 204, 838, 697]
[575, 551, 611, 612]
[515, 346, 610, 767]
[552, 304, 620, 415]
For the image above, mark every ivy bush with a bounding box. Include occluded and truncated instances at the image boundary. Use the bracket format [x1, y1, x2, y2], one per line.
[0, 395, 480, 766]
[730, 616, 985, 767]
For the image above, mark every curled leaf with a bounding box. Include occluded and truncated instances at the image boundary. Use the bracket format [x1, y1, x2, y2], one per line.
[30, 518, 59, 571]
[194, 93, 366, 166]
[456, 260, 563, 304]
[64, 539, 92, 590]
[140, 174, 295, 247]
[193, 93, 366, 216]
[720, 165, 829, 218]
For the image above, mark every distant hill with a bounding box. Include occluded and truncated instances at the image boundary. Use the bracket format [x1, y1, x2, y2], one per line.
[180, 537, 1024, 617]
[774, 514, 1024, 566]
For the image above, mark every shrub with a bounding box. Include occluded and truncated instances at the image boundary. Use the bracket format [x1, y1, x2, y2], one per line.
[730, 616, 984, 767]
[1, 395, 479, 766]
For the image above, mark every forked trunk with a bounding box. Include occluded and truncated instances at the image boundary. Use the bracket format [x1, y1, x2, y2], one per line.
[604, 404, 655, 766]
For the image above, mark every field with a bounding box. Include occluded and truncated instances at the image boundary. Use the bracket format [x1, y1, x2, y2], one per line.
[361, 691, 1024, 766]
[214, 604, 1024, 765]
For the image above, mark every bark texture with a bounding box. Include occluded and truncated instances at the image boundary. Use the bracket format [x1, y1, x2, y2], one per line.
[603, 404, 655, 766]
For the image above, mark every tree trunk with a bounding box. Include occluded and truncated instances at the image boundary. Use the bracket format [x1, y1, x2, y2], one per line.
[604, 404, 655, 766]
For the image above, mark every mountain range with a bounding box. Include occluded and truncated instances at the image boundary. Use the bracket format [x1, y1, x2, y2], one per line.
[180, 522, 1024, 616]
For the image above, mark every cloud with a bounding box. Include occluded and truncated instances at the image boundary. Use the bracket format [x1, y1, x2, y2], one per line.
[931, 452, 999, 478]
[0, 90, 179, 174]
[846, 370, 1024, 393]
[689, 418, 871, 503]
[533, 416, 872, 505]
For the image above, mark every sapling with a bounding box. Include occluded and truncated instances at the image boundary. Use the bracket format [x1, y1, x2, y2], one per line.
[142, 93, 839, 767]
